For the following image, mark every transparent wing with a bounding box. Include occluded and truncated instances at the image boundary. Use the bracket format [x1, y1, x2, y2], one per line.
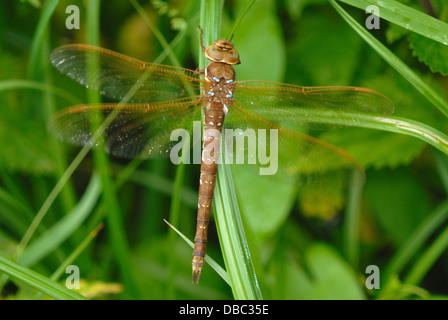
[48, 97, 202, 159]
[233, 80, 394, 130]
[223, 99, 365, 187]
[51, 44, 202, 103]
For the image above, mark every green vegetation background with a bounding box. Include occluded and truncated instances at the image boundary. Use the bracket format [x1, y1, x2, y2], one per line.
[0, 0, 448, 299]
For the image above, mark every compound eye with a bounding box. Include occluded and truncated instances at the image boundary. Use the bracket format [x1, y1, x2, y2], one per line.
[226, 49, 240, 64]
[205, 45, 224, 62]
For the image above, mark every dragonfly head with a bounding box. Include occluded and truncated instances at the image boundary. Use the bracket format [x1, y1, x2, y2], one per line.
[205, 40, 241, 65]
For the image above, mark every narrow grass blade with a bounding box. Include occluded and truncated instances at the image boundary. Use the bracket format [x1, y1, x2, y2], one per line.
[0, 255, 86, 300]
[434, 150, 448, 193]
[85, 0, 139, 299]
[0, 79, 82, 105]
[382, 199, 448, 284]
[227, 0, 256, 40]
[17, 174, 101, 267]
[342, 169, 364, 268]
[33, 224, 104, 300]
[198, 0, 261, 299]
[27, 0, 58, 79]
[214, 158, 263, 300]
[16, 145, 91, 257]
[337, 0, 448, 45]
[331, 0, 448, 117]
[364, 116, 448, 155]
[404, 225, 448, 285]
[167, 156, 186, 298]
[164, 219, 230, 285]
[286, 107, 448, 155]
[129, 0, 182, 67]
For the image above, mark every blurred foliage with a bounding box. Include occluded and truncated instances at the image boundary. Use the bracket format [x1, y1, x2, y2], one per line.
[0, 0, 448, 300]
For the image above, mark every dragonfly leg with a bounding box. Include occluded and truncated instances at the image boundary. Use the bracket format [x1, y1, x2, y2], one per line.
[193, 67, 205, 75]
[198, 26, 206, 52]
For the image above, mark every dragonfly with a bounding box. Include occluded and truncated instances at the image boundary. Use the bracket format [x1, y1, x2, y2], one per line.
[49, 35, 394, 284]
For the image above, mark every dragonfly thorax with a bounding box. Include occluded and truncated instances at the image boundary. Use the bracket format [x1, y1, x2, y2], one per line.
[204, 65, 235, 105]
[205, 62, 235, 81]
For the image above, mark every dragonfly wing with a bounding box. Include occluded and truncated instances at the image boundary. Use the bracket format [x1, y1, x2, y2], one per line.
[233, 80, 394, 130]
[223, 100, 365, 187]
[48, 97, 202, 159]
[51, 44, 202, 103]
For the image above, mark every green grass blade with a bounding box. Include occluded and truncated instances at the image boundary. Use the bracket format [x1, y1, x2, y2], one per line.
[404, 225, 448, 285]
[357, 115, 448, 155]
[128, 0, 190, 297]
[199, 0, 260, 299]
[17, 174, 101, 267]
[16, 146, 91, 257]
[383, 200, 448, 284]
[0, 186, 34, 228]
[49, 224, 104, 282]
[164, 219, 230, 285]
[27, 0, 58, 79]
[0, 255, 86, 300]
[167, 159, 186, 298]
[337, 0, 448, 45]
[227, 0, 256, 40]
[342, 170, 364, 268]
[0, 79, 82, 105]
[129, 0, 182, 67]
[362, 116, 448, 155]
[32, 224, 104, 300]
[214, 159, 263, 300]
[330, 0, 448, 117]
[85, 0, 139, 299]
[41, 30, 78, 215]
[285, 107, 448, 155]
[434, 151, 448, 193]
[199, 0, 262, 299]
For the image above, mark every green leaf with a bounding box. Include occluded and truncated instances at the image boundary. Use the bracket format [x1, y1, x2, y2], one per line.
[287, 7, 362, 86]
[285, 0, 328, 19]
[233, 0, 285, 82]
[323, 128, 425, 169]
[271, 243, 365, 299]
[365, 168, 431, 245]
[410, 34, 448, 75]
[321, 69, 442, 169]
[232, 166, 296, 239]
[304, 244, 365, 299]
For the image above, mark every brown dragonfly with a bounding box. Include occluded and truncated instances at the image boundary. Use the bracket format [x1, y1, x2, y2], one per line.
[49, 36, 393, 283]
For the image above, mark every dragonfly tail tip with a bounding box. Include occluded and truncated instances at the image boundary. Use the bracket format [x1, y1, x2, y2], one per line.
[192, 270, 201, 284]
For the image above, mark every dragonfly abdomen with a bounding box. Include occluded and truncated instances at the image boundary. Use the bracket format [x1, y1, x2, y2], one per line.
[192, 102, 226, 283]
